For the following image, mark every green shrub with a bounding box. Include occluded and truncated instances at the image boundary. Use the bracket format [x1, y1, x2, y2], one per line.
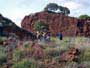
[0, 37, 7, 42]
[12, 59, 36, 68]
[0, 46, 7, 66]
[34, 21, 49, 31]
[24, 43, 30, 48]
[13, 49, 23, 62]
[80, 48, 90, 62]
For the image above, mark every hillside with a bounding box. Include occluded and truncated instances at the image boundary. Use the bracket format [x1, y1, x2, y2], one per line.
[0, 14, 36, 40]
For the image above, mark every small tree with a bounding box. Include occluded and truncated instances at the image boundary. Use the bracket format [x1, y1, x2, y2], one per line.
[34, 21, 49, 31]
[64, 7, 70, 16]
[44, 3, 58, 12]
[58, 6, 70, 16]
[79, 15, 90, 19]
[58, 6, 64, 13]
[44, 3, 70, 16]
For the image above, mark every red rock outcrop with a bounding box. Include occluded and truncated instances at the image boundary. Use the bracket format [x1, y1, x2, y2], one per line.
[21, 11, 90, 37]
[76, 19, 90, 37]
[60, 47, 80, 62]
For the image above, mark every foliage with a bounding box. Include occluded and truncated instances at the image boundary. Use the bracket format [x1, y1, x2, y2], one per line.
[12, 59, 36, 68]
[24, 43, 30, 48]
[0, 37, 7, 42]
[44, 3, 58, 12]
[44, 3, 70, 16]
[80, 48, 90, 62]
[79, 15, 90, 19]
[34, 21, 49, 31]
[0, 46, 7, 66]
[58, 6, 70, 15]
[13, 49, 23, 62]
[45, 48, 60, 57]
[63, 7, 70, 16]
[58, 6, 63, 12]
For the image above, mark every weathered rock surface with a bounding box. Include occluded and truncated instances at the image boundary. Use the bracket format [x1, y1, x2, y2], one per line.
[21, 11, 90, 37]
[0, 14, 36, 40]
[60, 47, 80, 62]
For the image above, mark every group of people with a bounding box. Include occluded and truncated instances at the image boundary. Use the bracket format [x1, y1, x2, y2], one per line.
[36, 31, 63, 42]
[36, 31, 51, 42]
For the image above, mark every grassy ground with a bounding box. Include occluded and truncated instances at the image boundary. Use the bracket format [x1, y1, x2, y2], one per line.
[0, 36, 90, 68]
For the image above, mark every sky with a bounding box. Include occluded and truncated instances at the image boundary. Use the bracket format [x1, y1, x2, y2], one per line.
[0, 0, 90, 27]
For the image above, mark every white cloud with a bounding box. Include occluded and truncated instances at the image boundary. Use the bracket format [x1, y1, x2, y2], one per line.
[64, 1, 83, 10]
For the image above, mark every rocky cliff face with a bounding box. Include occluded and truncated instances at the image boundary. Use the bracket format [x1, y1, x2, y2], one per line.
[76, 19, 90, 37]
[21, 11, 90, 37]
[0, 14, 36, 40]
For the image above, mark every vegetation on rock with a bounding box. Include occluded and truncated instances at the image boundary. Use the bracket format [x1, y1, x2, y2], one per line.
[0, 46, 7, 67]
[34, 21, 49, 31]
[79, 15, 90, 19]
[44, 3, 70, 16]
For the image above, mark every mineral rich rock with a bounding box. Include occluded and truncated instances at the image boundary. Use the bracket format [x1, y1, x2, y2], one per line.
[31, 42, 45, 59]
[60, 47, 80, 62]
[21, 11, 90, 37]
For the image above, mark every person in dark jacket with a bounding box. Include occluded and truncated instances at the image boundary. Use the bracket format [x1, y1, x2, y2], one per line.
[77, 20, 83, 33]
[58, 32, 63, 40]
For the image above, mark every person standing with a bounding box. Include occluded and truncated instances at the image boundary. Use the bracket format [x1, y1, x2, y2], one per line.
[57, 32, 63, 45]
[45, 32, 51, 42]
[58, 32, 63, 40]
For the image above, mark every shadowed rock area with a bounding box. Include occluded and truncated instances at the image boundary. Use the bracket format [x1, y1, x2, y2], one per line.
[0, 14, 36, 40]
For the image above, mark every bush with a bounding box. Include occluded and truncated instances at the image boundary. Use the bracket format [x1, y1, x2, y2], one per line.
[13, 49, 23, 62]
[34, 21, 49, 31]
[80, 48, 90, 62]
[0, 37, 7, 45]
[0, 46, 7, 66]
[12, 59, 36, 68]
